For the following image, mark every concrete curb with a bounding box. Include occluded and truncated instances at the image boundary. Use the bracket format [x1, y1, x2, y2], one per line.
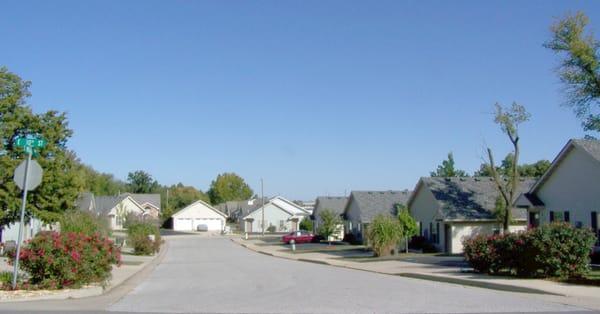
[230, 238, 565, 296]
[0, 241, 168, 303]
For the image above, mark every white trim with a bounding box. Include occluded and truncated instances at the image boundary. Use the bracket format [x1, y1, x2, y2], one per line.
[171, 200, 228, 219]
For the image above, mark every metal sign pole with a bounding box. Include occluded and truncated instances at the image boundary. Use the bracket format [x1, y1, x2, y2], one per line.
[12, 150, 32, 290]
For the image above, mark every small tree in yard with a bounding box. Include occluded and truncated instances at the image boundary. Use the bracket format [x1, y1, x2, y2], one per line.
[485, 102, 531, 233]
[366, 214, 404, 257]
[317, 209, 342, 243]
[299, 218, 313, 231]
[396, 205, 418, 253]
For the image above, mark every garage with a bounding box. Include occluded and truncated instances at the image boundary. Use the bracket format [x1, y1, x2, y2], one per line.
[171, 200, 228, 232]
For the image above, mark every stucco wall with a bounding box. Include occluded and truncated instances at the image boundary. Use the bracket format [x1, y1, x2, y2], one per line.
[537, 146, 600, 228]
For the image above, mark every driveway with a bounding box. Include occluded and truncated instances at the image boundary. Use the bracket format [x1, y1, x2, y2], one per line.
[107, 236, 590, 314]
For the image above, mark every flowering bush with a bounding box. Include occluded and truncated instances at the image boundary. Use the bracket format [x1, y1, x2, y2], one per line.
[8, 231, 121, 289]
[127, 221, 161, 255]
[463, 223, 595, 278]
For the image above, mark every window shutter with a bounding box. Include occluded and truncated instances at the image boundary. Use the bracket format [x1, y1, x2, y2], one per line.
[592, 212, 598, 230]
[564, 211, 570, 223]
[429, 222, 433, 241]
[549, 211, 554, 222]
[436, 222, 440, 244]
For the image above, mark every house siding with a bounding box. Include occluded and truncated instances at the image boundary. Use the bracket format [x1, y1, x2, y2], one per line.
[409, 183, 444, 250]
[344, 197, 363, 240]
[536, 146, 600, 229]
[244, 204, 299, 233]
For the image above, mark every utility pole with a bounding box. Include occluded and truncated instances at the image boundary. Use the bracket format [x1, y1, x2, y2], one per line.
[261, 178, 265, 236]
[166, 189, 169, 212]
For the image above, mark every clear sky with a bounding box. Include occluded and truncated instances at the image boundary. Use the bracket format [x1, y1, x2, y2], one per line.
[2, 1, 599, 200]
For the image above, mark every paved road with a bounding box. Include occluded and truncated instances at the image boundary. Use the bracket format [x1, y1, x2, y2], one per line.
[107, 236, 590, 314]
[1, 236, 597, 314]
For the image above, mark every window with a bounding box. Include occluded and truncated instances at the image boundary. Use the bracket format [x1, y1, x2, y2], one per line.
[549, 211, 554, 222]
[279, 220, 285, 230]
[564, 211, 570, 223]
[429, 222, 433, 242]
[419, 222, 423, 236]
[436, 222, 440, 244]
[349, 221, 353, 231]
[358, 223, 362, 232]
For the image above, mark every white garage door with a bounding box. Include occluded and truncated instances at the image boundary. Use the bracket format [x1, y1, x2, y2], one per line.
[193, 218, 222, 231]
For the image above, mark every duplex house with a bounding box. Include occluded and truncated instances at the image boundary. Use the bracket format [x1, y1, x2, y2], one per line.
[312, 196, 348, 240]
[241, 196, 310, 233]
[408, 177, 535, 254]
[343, 190, 412, 243]
[516, 139, 600, 242]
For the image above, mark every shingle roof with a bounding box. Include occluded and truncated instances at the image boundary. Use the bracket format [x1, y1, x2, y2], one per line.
[124, 193, 161, 209]
[572, 139, 600, 162]
[313, 196, 348, 216]
[348, 190, 412, 222]
[75, 192, 95, 212]
[94, 195, 129, 215]
[419, 177, 536, 220]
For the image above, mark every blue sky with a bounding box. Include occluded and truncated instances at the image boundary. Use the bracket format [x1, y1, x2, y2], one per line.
[2, 1, 599, 200]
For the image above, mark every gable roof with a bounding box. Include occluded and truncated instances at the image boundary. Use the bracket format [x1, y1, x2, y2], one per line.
[409, 177, 536, 221]
[172, 199, 228, 219]
[313, 196, 348, 216]
[94, 195, 132, 215]
[344, 190, 412, 223]
[529, 139, 600, 194]
[242, 196, 309, 219]
[124, 193, 161, 210]
[75, 192, 96, 212]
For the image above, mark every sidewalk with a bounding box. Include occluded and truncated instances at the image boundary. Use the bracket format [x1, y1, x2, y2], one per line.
[231, 236, 600, 310]
[0, 241, 168, 302]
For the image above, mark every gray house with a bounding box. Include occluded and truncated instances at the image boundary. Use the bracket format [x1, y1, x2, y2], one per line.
[312, 196, 348, 239]
[408, 177, 536, 254]
[516, 139, 600, 243]
[343, 190, 412, 243]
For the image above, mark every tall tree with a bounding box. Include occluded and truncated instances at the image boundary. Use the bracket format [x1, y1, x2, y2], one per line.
[430, 152, 468, 177]
[485, 102, 530, 233]
[207, 173, 253, 205]
[545, 12, 600, 133]
[127, 170, 159, 194]
[75, 161, 127, 195]
[0, 67, 83, 224]
[160, 183, 209, 221]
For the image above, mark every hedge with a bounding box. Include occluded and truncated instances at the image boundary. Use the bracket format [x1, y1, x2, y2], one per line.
[463, 223, 595, 278]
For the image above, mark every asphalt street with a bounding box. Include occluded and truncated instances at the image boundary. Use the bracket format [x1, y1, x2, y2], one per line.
[2, 236, 598, 314]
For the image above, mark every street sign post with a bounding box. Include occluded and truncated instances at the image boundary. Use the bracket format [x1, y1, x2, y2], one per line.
[11, 135, 45, 290]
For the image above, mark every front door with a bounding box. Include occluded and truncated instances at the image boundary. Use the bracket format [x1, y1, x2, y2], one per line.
[246, 220, 252, 233]
[444, 224, 451, 254]
[529, 211, 540, 228]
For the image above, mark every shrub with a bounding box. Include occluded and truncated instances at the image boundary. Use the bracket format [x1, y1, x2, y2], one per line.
[8, 231, 121, 289]
[60, 210, 110, 238]
[318, 209, 343, 240]
[342, 233, 360, 245]
[463, 223, 595, 278]
[409, 236, 439, 253]
[299, 219, 313, 231]
[127, 221, 161, 255]
[366, 214, 404, 257]
[266, 225, 276, 233]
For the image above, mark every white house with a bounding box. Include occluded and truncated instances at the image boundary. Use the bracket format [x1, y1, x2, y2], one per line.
[94, 195, 146, 230]
[241, 196, 310, 233]
[171, 200, 228, 232]
[516, 139, 600, 243]
[408, 177, 535, 254]
[312, 196, 347, 240]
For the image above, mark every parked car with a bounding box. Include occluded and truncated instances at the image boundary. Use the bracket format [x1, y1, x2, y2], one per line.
[196, 224, 208, 232]
[282, 230, 317, 244]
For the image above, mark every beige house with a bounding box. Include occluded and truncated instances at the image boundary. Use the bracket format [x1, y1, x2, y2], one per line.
[408, 177, 535, 254]
[94, 195, 146, 230]
[517, 139, 600, 243]
[312, 196, 348, 240]
[343, 190, 412, 243]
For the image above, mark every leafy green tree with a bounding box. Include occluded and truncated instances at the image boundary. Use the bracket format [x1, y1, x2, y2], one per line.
[545, 12, 600, 133]
[430, 152, 468, 177]
[396, 205, 418, 253]
[75, 161, 127, 195]
[485, 102, 530, 233]
[160, 183, 209, 221]
[127, 170, 159, 194]
[317, 209, 343, 243]
[366, 214, 404, 257]
[299, 218, 313, 231]
[0, 67, 83, 224]
[207, 172, 253, 205]
[474, 154, 550, 178]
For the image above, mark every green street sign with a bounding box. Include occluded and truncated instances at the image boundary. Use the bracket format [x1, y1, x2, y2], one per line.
[14, 136, 46, 149]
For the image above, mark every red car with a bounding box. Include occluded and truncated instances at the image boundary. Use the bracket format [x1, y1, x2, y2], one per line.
[282, 230, 317, 244]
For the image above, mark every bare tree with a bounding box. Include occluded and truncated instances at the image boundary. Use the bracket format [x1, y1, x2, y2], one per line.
[486, 102, 531, 232]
